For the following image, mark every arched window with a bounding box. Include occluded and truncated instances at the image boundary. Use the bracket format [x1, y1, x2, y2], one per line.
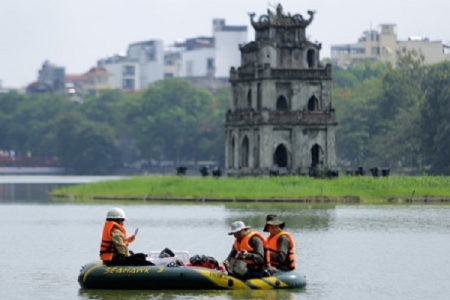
[273, 144, 288, 168]
[308, 95, 319, 111]
[254, 135, 260, 168]
[247, 90, 252, 109]
[307, 49, 315, 68]
[257, 83, 262, 110]
[311, 144, 323, 167]
[276, 96, 288, 111]
[229, 137, 235, 168]
[241, 136, 249, 168]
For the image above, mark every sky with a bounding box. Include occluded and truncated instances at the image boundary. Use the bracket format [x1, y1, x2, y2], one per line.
[1, 0, 449, 88]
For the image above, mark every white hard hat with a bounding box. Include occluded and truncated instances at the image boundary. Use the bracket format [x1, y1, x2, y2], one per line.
[106, 207, 126, 220]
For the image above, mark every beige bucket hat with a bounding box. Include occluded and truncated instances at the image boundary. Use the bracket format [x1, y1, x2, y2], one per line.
[228, 221, 251, 235]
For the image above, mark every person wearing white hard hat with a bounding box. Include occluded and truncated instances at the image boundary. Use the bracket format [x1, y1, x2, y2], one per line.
[222, 221, 269, 279]
[99, 207, 153, 266]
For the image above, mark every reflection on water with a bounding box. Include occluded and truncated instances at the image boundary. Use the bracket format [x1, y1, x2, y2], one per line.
[78, 288, 302, 300]
[2, 178, 450, 300]
[0, 183, 66, 203]
[224, 202, 335, 231]
[0, 175, 126, 203]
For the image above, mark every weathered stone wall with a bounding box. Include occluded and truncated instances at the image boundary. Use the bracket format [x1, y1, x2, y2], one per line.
[225, 5, 337, 176]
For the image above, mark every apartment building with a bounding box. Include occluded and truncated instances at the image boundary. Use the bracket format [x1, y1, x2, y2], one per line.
[127, 40, 164, 89]
[27, 61, 66, 95]
[97, 53, 140, 91]
[82, 67, 114, 97]
[176, 19, 248, 79]
[331, 24, 450, 67]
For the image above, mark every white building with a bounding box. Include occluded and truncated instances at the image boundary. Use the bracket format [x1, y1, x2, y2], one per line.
[331, 24, 450, 67]
[97, 53, 140, 91]
[177, 19, 248, 78]
[127, 40, 164, 89]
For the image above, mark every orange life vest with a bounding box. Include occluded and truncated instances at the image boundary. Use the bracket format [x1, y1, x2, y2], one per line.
[233, 231, 270, 268]
[99, 221, 128, 261]
[266, 231, 295, 270]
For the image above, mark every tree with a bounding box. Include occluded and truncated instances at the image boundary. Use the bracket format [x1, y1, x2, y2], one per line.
[334, 77, 382, 167]
[367, 50, 426, 167]
[127, 78, 220, 163]
[55, 112, 120, 174]
[420, 61, 450, 174]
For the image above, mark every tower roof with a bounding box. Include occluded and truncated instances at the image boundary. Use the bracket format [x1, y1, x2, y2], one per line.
[249, 4, 315, 31]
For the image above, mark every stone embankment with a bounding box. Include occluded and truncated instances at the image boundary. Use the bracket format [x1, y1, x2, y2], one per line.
[388, 197, 450, 203]
[50, 194, 360, 203]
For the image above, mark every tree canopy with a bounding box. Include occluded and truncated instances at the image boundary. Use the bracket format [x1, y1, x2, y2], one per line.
[2, 54, 450, 174]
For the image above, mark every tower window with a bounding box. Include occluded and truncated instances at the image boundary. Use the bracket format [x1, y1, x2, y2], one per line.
[307, 49, 315, 68]
[276, 96, 288, 111]
[308, 96, 319, 111]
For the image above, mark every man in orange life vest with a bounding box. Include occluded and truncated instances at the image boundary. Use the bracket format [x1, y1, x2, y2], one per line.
[222, 221, 268, 279]
[264, 214, 296, 272]
[99, 207, 153, 266]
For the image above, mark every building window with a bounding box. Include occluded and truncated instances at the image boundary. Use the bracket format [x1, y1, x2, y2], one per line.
[122, 79, 135, 90]
[276, 96, 288, 111]
[207, 58, 215, 70]
[241, 136, 249, 168]
[308, 95, 319, 111]
[145, 46, 156, 61]
[230, 136, 235, 168]
[247, 89, 252, 109]
[371, 47, 380, 55]
[273, 144, 288, 168]
[311, 144, 324, 167]
[257, 83, 262, 110]
[123, 65, 135, 76]
[307, 49, 315, 68]
[186, 61, 193, 77]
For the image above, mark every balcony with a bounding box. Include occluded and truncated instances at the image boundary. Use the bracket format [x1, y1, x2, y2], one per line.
[230, 64, 332, 82]
[225, 109, 337, 126]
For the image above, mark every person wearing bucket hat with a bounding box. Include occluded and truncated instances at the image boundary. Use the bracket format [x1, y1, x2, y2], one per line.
[264, 214, 296, 271]
[222, 221, 269, 279]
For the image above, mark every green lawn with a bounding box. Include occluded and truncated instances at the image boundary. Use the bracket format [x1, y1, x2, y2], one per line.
[50, 175, 450, 203]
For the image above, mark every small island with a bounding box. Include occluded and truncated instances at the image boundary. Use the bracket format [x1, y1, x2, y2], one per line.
[50, 175, 450, 204]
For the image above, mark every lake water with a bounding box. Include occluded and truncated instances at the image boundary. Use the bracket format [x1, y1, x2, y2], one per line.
[1, 175, 450, 300]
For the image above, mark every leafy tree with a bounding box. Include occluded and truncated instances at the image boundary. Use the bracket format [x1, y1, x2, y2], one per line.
[420, 61, 450, 174]
[334, 77, 382, 166]
[55, 112, 120, 174]
[127, 78, 220, 163]
[367, 50, 426, 167]
[0, 93, 74, 157]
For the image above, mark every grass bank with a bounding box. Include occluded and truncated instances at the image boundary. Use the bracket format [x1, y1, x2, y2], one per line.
[50, 175, 450, 203]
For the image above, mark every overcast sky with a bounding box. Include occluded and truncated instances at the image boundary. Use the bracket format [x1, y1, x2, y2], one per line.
[1, 0, 449, 88]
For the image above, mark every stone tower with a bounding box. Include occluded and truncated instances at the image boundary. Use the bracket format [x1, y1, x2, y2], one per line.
[225, 4, 337, 176]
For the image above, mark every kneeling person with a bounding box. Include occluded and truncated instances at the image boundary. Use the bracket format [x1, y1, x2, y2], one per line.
[264, 214, 295, 271]
[223, 221, 268, 279]
[100, 207, 153, 266]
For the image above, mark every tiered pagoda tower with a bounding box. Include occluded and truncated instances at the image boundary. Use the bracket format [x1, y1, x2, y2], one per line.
[225, 4, 337, 176]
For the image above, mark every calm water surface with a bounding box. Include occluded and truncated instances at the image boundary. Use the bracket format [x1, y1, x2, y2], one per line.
[1, 176, 450, 300]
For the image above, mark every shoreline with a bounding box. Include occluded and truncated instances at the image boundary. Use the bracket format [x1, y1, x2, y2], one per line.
[50, 194, 450, 204]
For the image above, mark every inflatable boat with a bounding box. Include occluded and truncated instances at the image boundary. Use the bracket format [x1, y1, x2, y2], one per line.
[79, 250, 306, 290]
[78, 259, 307, 290]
